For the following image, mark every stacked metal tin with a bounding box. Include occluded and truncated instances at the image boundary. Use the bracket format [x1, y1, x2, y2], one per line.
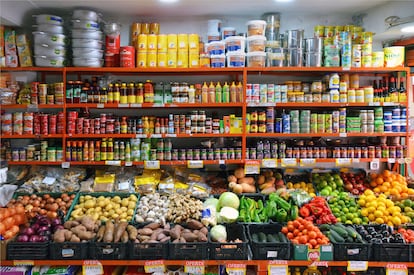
[304, 38, 323, 67]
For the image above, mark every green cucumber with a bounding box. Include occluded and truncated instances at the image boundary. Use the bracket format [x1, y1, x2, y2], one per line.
[331, 224, 348, 238]
[267, 234, 279, 242]
[278, 232, 288, 243]
[343, 225, 358, 239]
[329, 229, 345, 243]
[251, 233, 259, 242]
[319, 224, 331, 232]
[258, 232, 267, 243]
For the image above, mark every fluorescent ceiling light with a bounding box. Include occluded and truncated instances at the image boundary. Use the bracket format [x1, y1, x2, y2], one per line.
[401, 24, 414, 33]
[159, 0, 179, 3]
[274, 0, 293, 2]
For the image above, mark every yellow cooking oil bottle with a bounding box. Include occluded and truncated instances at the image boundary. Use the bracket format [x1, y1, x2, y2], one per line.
[303, 265, 321, 275]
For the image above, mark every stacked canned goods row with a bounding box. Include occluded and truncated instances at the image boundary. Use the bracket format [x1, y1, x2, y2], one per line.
[9, 140, 63, 162]
[384, 107, 407, 133]
[1, 112, 64, 135]
[18, 82, 64, 105]
[246, 139, 406, 160]
[134, 33, 200, 68]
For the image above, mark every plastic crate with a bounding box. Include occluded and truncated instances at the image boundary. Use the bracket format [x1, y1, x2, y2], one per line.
[89, 242, 127, 260]
[247, 223, 291, 260]
[372, 243, 411, 262]
[238, 194, 267, 224]
[7, 241, 49, 260]
[49, 242, 88, 260]
[333, 243, 371, 261]
[130, 242, 168, 260]
[169, 241, 209, 260]
[209, 224, 248, 260]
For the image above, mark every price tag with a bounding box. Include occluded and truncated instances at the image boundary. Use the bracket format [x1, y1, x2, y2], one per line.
[97, 104, 104, 108]
[336, 158, 352, 166]
[219, 160, 225, 165]
[386, 263, 407, 275]
[353, 158, 360, 163]
[144, 260, 165, 273]
[165, 134, 177, 137]
[118, 103, 129, 108]
[105, 160, 121, 166]
[153, 103, 165, 107]
[151, 134, 162, 138]
[300, 158, 316, 166]
[339, 133, 347, 137]
[311, 261, 329, 267]
[144, 160, 160, 169]
[82, 260, 103, 275]
[388, 158, 396, 163]
[184, 261, 205, 274]
[347, 261, 368, 271]
[13, 260, 34, 266]
[268, 265, 288, 275]
[135, 134, 147, 138]
[368, 102, 380, 106]
[405, 157, 412, 164]
[130, 103, 142, 108]
[384, 102, 395, 106]
[187, 160, 203, 168]
[342, 67, 351, 71]
[226, 263, 246, 275]
[370, 159, 380, 170]
[397, 158, 405, 164]
[244, 160, 261, 174]
[27, 104, 39, 112]
[124, 161, 133, 167]
[262, 158, 278, 168]
[280, 158, 297, 167]
[42, 176, 56, 185]
[61, 162, 70, 168]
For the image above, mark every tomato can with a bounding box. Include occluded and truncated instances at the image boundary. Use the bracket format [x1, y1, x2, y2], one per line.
[157, 52, 167, 67]
[120, 46, 135, 67]
[23, 112, 34, 134]
[49, 114, 57, 134]
[167, 34, 178, 50]
[57, 112, 64, 134]
[13, 112, 23, 135]
[1, 113, 12, 135]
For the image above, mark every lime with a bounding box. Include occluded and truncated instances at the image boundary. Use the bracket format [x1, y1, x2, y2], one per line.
[352, 217, 362, 224]
[320, 189, 330, 196]
[343, 207, 349, 213]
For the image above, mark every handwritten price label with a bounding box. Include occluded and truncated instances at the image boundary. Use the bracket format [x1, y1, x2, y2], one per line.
[144, 160, 160, 169]
[336, 158, 352, 166]
[144, 260, 165, 273]
[187, 160, 204, 168]
[300, 158, 316, 166]
[226, 263, 246, 275]
[281, 158, 297, 167]
[262, 158, 278, 168]
[244, 160, 261, 174]
[386, 264, 407, 275]
[311, 261, 329, 267]
[82, 260, 103, 275]
[268, 265, 288, 275]
[13, 260, 34, 266]
[347, 261, 368, 271]
[61, 162, 70, 168]
[184, 261, 205, 274]
[105, 160, 121, 166]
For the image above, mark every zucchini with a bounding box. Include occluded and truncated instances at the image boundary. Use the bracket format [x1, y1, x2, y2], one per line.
[278, 232, 288, 243]
[346, 236, 354, 243]
[327, 232, 337, 244]
[267, 234, 279, 242]
[343, 225, 358, 239]
[331, 224, 348, 238]
[251, 233, 259, 243]
[329, 229, 345, 243]
[319, 224, 331, 232]
[258, 232, 267, 243]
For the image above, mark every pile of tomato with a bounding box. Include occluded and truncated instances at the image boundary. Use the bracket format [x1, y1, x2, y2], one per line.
[281, 217, 330, 249]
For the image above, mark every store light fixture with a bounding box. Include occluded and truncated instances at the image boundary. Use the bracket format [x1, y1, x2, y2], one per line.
[159, 0, 179, 3]
[385, 15, 414, 33]
[274, 0, 294, 2]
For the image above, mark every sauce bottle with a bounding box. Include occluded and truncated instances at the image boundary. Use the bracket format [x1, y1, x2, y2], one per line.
[303, 266, 321, 275]
[113, 83, 121, 104]
[66, 141, 72, 161]
[95, 141, 101, 161]
[120, 82, 128, 104]
[121, 116, 128, 134]
[128, 82, 136, 104]
[83, 141, 89, 161]
[195, 83, 202, 103]
[230, 81, 237, 102]
[100, 138, 107, 161]
[208, 81, 215, 103]
[107, 84, 114, 103]
[89, 140, 94, 161]
[215, 81, 222, 103]
[77, 141, 83, 161]
[107, 138, 114, 160]
[144, 80, 154, 103]
[236, 81, 243, 102]
[201, 81, 208, 103]
[222, 81, 229, 103]
[136, 82, 144, 104]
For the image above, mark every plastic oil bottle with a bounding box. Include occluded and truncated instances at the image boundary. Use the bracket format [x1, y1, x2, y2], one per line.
[303, 266, 321, 275]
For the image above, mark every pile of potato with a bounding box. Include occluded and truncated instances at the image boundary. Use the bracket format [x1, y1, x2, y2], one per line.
[70, 194, 138, 222]
[53, 216, 99, 242]
[95, 220, 135, 243]
[170, 220, 208, 243]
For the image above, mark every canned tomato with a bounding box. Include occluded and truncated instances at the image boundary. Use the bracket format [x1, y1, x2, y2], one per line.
[49, 114, 57, 134]
[120, 46, 136, 67]
[22, 112, 33, 134]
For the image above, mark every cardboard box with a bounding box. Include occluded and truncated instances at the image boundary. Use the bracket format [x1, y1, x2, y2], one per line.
[4, 28, 17, 55]
[17, 44, 33, 67]
[0, 25, 4, 57]
[5, 54, 18, 67]
[230, 114, 243, 134]
[0, 266, 30, 275]
[15, 34, 29, 46]
[293, 244, 333, 261]
[222, 115, 230, 133]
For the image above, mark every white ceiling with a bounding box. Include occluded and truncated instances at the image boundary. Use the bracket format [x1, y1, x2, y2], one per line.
[0, 0, 393, 26]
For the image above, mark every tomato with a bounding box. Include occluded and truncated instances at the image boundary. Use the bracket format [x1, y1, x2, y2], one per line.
[298, 235, 308, 244]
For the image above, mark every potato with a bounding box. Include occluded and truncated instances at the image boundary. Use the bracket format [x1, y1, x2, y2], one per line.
[240, 183, 256, 193]
[181, 232, 198, 242]
[187, 219, 204, 230]
[197, 231, 208, 242]
[53, 230, 66, 243]
[234, 167, 245, 179]
[231, 183, 243, 194]
[227, 175, 237, 183]
[144, 222, 161, 230]
[137, 228, 153, 236]
[257, 175, 266, 185]
[259, 182, 275, 190]
[170, 227, 181, 239]
[200, 227, 208, 235]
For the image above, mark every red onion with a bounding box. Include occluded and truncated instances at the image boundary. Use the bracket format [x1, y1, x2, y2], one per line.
[38, 225, 50, 233]
[17, 235, 29, 242]
[22, 227, 35, 236]
[29, 235, 41, 242]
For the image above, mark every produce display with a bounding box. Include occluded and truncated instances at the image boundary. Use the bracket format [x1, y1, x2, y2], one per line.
[312, 171, 344, 197]
[319, 223, 365, 244]
[299, 196, 337, 224]
[264, 193, 298, 223]
[69, 194, 138, 222]
[53, 216, 99, 243]
[281, 217, 330, 248]
[170, 222, 208, 243]
[369, 169, 414, 198]
[131, 222, 171, 243]
[354, 224, 406, 244]
[394, 198, 414, 223]
[340, 170, 369, 195]
[15, 215, 62, 243]
[0, 204, 26, 240]
[134, 193, 169, 224]
[328, 192, 366, 224]
[227, 167, 257, 194]
[166, 193, 203, 223]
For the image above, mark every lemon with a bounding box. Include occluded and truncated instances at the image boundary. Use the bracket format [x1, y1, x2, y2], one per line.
[358, 199, 366, 207]
[374, 210, 383, 218]
[361, 209, 369, 217]
[375, 217, 384, 224]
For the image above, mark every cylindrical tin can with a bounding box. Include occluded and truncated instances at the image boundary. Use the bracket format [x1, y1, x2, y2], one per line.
[120, 46, 135, 67]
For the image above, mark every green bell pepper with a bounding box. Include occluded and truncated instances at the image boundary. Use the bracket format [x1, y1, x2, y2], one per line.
[276, 208, 288, 222]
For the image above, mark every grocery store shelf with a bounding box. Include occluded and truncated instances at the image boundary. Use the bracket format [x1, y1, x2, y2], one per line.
[66, 102, 244, 108]
[0, 67, 64, 72]
[245, 132, 407, 138]
[1, 134, 64, 139]
[7, 161, 62, 165]
[65, 67, 245, 74]
[246, 102, 407, 108]
[0, 260, 413, 269]
[55, 159, 244, 166]
[67, 133, 243, 138]
[0, 104, 64, 109]
[246, 66, 410, 73]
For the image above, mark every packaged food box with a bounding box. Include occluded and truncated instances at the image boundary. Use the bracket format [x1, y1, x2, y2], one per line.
[17, 44, 33, 67]
[15, 34, 30, 46]
[0, 25, 5, 57]
[4, 28, 17, 55]
[5, 54, 18, 67]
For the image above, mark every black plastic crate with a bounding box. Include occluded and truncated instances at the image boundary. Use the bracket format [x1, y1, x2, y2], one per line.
[49, 242, 88, 260]
[372, 243, 411, 262]
[130, 242, 168, 260]
[169, 241, 209, 260]
[209, 224, 248, 260]
[333, 243, 371, 261]
[247, 223, 291, 260]
[89, 242, 127, 260]
[7, 241, 49, 260]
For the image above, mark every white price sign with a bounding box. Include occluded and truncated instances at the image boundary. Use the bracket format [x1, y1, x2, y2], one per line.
[268, 266, 288, 275]
[124, 161, 133, 167]
[97, 104, 104, 108]
[184, 261, 205, 274]
[144, 160, 160, 169]
[336, 158, 352, 166]
[262, 158, 278, 168]
[118, 103, 129, 108]
[61, 162, 70, 168]
[300, 158, 316, 166]
[370, 159, 380, 170]
[82, 260, 103, 275]
[130, 103, 142, 108]
[187, 160, 203, 168]
[386, 264, 407, 275]
[105, 160, 121, 166]
[144, 260, 165, 273]
[244, 160, 261, 174]
[226, 263, 246, 275]
[347, 261, 368, 271]
[280, 158, 297, 167]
